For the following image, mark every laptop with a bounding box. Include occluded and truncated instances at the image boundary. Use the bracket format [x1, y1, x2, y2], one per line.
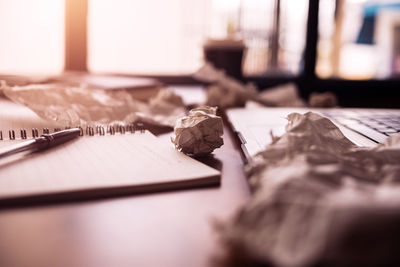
[226, 107, 400, 162]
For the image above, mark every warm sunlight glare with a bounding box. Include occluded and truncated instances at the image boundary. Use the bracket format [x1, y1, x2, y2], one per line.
[0, 0, 64, 75]
[88, 0, 209, 75]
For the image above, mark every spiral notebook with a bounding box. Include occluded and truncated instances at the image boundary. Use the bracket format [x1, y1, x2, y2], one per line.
[0, 99, 220, 205]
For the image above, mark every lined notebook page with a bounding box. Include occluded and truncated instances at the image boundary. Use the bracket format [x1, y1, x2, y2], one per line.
[0, 99, 220, 202]
[0, 132, 220, 201]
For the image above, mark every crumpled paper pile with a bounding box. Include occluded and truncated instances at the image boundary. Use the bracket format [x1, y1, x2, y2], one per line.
[171, 106, 223, 156]
[258, 83, 306, 107]
[194, 63, 338, 108]
[219, 112, 400, 267]
[194, 63, 258, 108]
[0, 81, 186, 127]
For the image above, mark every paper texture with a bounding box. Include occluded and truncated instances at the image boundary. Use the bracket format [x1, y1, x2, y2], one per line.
[0, 132, 220, 202]
[220, 112, 400, 267]
[0, 99, 220, 203]
[0, 81, 185, 127]
[258, 83, 306, 107]
[172, 106, 224, 156]
[194, 63, 258, 108]
[309, 91, 338, 107]
[194, 64, 307, 108]
[147, 89, 187, 127]
[194, 64, 340, 109]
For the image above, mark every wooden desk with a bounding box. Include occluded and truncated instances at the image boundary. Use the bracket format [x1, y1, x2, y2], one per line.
[0, 124, 250, 267]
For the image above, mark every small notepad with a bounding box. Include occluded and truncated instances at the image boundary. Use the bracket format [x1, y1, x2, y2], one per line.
[0, 100, 220, 205]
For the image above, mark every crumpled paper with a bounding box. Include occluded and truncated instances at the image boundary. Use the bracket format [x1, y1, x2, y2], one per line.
[219, 112, 400, 267]
[147, 89, 186, 126]
[194, 64, 341, 109]
[258, 83, 306, 107]
[171, 106, 223, 156]
[309, 91, 338, 108]
[194, 63, 258, 108]
[0, 81, 186, 127]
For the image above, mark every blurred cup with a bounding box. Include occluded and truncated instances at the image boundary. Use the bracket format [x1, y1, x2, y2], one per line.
[203, 38, 245, 79]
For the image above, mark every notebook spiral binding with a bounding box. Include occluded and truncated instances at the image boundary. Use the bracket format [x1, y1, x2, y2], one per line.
[0, 122, 145, 141]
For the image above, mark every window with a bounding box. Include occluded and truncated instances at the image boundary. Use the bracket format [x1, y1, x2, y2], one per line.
[317, 0, 400, 80]
[88, 0, 309, 76]
[0, 0, 309, 77]
[88, 0, 210, 75]
[0, 0, 64, 75]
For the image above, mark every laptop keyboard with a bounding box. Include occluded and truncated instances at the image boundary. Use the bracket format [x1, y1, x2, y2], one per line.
[324, 110, 400, 143]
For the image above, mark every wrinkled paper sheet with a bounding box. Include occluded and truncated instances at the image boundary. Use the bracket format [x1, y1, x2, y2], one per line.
[171, 106, 223, 156]
[0, 81, 186, 127]
[219, 112, 400, 267]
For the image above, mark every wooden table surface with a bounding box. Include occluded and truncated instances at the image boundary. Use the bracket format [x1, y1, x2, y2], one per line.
[0, 124, 250, 267]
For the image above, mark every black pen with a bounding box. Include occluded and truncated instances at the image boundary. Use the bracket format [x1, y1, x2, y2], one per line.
[0, 128, 81, 160]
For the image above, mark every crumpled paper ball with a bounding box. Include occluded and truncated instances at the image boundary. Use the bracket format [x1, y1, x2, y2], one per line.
[258, 83, 306, 107]
[194, 63, 258, 109]
[309, 91, 338, 107]
[206, 82, 258, 109]
[171, 106, 223, 156]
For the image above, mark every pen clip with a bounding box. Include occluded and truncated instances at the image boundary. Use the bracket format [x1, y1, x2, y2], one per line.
[36, 128, 81, 151]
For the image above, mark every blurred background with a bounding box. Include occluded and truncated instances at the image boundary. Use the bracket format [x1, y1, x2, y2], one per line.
[317, 0, 400, 80]
[0, 0, 399, 104]
[0, 0, 308, 76]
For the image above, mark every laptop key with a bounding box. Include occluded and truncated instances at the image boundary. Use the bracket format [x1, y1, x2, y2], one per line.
[351, 124, 387, 143]
[383, 129, 398, 134]
[342, 122, 388, 143]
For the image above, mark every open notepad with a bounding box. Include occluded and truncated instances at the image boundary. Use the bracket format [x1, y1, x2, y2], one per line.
[0, 99, 220, 205]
